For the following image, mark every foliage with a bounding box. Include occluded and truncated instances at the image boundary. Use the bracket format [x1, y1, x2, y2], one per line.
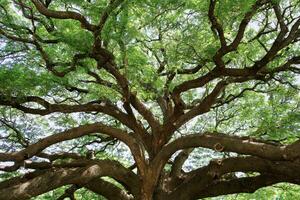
[0, 0, 299, 199]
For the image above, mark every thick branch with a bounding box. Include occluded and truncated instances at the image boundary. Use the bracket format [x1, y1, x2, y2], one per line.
[154, 132, 300, 171]
[170, 175, 297, 200]
[30, 0, 97, 31]
[167, 156, 300, 199]
[85, 178, 134, 200]
[199, 175, 299, 199]
[0, 160, 139, 200]
[0, 123, 133, 162]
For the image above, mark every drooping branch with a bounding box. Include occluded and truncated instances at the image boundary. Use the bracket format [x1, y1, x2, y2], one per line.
[167, 156, 300, 199]
[0, 123, 135, 162]
[154, 132, 300, 171]
[169, 174, 299, 200]
[0, 159, 139, 200]
[198, 175, 300, 199]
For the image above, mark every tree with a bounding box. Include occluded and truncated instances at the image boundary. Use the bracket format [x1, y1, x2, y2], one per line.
[0, 0, 299, 199]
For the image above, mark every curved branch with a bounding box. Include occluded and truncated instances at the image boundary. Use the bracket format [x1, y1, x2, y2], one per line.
[0, 123, 134, 162]
[85, 178, 134, 200]
[208, 0, 226, 47]
[0, 160, 139, 200]
[167, 156, 300, 200]
[200, 175, 299, 199]
[169, 175, 298, 200]
[0, 95, 140, 132]
[30, 0, 97, 31]
[173, 80, 227, 129]
[170, 148, 193, 177]
[97, 0, 125, 34]
[154, 132, 300, 171]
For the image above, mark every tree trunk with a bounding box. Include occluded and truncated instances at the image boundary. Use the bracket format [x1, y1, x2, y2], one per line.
[138, 169, 158, 200]
[140, 191, 153, 200]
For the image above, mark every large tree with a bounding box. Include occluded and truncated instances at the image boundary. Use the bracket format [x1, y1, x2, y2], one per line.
[0, 0, 299, 199]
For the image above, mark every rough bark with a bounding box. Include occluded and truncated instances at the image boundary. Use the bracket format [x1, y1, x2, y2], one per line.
[0, 0, 299, 199]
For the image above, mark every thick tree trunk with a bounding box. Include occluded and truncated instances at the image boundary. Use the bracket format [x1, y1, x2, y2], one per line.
[140, 191, 153, 200]
[138, 183, 155, 200]
[138, 168, 159, 200]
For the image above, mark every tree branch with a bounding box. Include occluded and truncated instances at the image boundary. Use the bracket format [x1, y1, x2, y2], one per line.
[30, 0, 97, 31]
[154, 132, 300, 171]
[0, 160, 139, 200]
[167, 156, 300, 199]
[0, 123, 134, 162]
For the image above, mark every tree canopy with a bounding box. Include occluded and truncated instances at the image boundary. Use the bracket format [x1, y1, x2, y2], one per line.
[0, 0, 299, 199]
